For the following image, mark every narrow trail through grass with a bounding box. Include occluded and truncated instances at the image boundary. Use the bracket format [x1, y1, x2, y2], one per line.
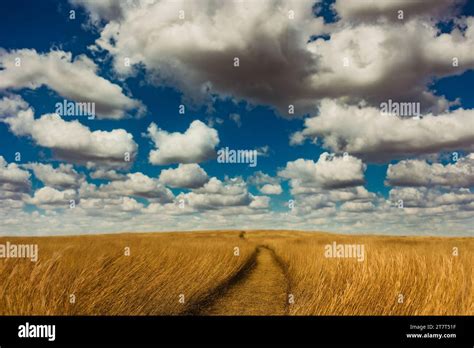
[200, 246, 288, 315]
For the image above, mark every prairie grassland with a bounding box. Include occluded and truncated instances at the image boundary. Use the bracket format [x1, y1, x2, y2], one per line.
[250, 231, 474, 315]
[0, 231, 254, 315]
[0, 230, 472, 315]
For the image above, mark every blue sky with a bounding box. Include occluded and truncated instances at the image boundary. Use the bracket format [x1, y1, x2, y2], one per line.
[0, 0, 473, 235]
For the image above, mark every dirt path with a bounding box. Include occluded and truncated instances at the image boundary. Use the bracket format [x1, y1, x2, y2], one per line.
[199, 246, 288, 315]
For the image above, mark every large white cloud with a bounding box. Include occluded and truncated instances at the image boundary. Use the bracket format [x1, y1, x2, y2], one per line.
[386, 154, 474, 187]
[292, 100, 474, 162]
[147, 120, 219, 165]
[159, 163, 209, 189]
[278, 152, 366, 189]
[0, 96, 138, 168]
[0, 49, 144, 119]
[82, 0, 326, 114]
[304, 17, 474, 113]
[71, 0, 474, 115]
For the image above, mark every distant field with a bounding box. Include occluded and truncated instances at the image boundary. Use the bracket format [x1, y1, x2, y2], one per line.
[0, 231, 472, 315]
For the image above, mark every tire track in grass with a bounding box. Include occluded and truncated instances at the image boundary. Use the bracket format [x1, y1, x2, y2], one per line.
[195, 246, 288, 315]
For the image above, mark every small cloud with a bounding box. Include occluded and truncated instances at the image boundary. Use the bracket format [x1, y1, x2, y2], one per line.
[229, 113, 241, 127]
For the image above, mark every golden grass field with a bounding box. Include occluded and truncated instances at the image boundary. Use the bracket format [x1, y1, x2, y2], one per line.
[0, 230, 472, 315]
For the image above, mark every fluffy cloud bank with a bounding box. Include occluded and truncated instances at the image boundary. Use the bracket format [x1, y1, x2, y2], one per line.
[277, 153, 376, 215]
[87, 0, 323, 115]
[0, 49, 144, 119]
[24, 163, 85, 189]
[292, 100, 474, 162]
[183, 177, 253, 209]
[70, 0, 474, 115]
[386, 154, 474, 187]
[389, 186, 474, 210]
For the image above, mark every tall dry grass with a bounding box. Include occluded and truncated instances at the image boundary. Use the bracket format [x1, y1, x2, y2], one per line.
[0, 232, 254, 315]
[254, 231, 474, 315]
[0, 230, 472, 315]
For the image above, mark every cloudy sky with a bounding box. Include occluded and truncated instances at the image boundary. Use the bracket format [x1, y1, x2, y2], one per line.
[0, 0, 473, 236]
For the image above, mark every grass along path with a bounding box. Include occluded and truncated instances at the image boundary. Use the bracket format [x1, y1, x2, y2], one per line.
[200, 246, 288, 315]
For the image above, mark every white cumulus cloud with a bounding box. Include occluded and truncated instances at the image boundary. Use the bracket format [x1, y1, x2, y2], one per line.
[0, 96, 138, 168]
[159, 163, 209, 189]
[24, 163, 84, 189]
[386, 154, 474, 187]
[0, 49, 145, 119]
[147, 120, 219, 165]
[293, 100, 474, 162]
[278, 152, 366, 189]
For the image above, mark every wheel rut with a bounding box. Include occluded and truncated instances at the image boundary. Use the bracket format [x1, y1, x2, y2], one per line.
[198, 245, 288, 315]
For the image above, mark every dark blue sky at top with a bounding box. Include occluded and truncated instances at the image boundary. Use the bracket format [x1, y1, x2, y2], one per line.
[1, 0, 474, 209]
